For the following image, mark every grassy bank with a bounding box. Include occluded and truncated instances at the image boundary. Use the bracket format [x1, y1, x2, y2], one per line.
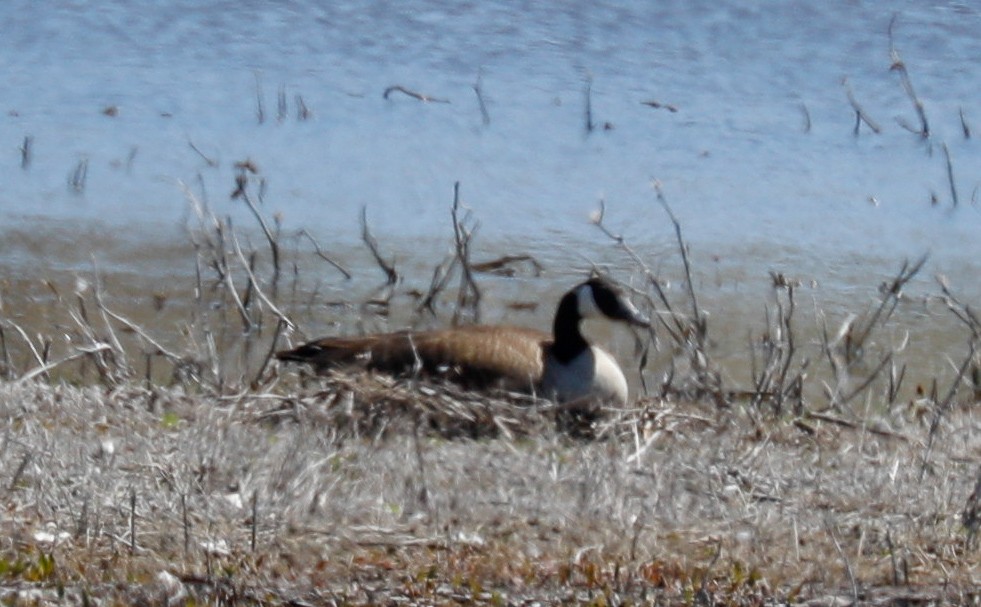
[0, 377, 976, 605]
[0, 178, 978, 605]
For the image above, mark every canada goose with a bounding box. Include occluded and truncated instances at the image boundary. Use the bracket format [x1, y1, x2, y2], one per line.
[276, 277, 649, 405]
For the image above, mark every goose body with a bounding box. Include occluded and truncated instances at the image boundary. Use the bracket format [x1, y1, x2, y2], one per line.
[276, 278, 649, 405]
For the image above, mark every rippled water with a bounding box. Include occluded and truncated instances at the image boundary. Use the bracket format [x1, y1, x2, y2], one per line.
[1, 0, 979, 295]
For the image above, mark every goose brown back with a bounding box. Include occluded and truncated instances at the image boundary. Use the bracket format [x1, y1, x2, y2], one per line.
[276, 325, 550, 392]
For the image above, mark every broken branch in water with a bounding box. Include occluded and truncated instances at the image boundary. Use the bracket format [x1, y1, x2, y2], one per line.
[471, 255, 543, 277]
[383, 85, 450, 104]
[640, 100, 679, 113]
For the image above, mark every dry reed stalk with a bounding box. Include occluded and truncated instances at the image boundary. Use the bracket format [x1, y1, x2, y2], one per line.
[295, 94, 311, 121]
[68, 158, 88, 193]
[276, 84, 287, 123]
[254, 71, 265, 124]
[888, 14, 930, 138]
[919, 342, 976, 481]
[233, 164, 282, 295]
[188, 139, 218, 167]
[360, 206, 398, 286]
[800, 102, 811, 133]
[473, 70, 490, 126]
[450, 182, 481, 325]
[842, 78, 882, 135]
[20, 135, 32, 169]
[750, 277, 807, 415]
[229, 228, 295, 332]
[583, 72, 595, 133]
[942, 142, 959, 207]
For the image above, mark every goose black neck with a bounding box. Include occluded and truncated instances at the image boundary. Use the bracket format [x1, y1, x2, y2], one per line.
[551, 291, 588, 363]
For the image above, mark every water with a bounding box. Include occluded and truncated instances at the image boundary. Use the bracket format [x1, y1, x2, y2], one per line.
[1, 1, 979, 360]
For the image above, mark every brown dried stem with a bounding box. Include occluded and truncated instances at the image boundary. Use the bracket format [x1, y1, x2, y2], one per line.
[360, 206, 399, 286]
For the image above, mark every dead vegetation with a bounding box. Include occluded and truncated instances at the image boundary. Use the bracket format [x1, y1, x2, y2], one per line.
[0, 374, 976, 605]
[0, 167, 978, 605]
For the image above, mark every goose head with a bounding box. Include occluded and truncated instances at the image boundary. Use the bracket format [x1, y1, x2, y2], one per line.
[551, 277, 649, 363]
[541, 277, 649, 405]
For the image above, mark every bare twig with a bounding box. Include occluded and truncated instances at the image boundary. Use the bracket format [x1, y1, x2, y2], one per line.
[181, 493, 190, 558]
[129, 488, 137, 555]
[450, 182, 481, 325]
[591, 200, 682, 345]
[95, 295, 185, 364]
[253, 318, 288, 389]
[20, 135, 32, 169]
[254, 71, 265, 124]
[471, 254, 543, 277]
[640, 100, 679, 113]
[230, 229, 296, 331]
[383, 85, 450, 104]
[360, 206, 399, 285]
[417, 254, 456, 317]
[751, 279, 809, 415]
[936, 275, 981, 338]
[17, 344, 112, 384]
[251, 490, 258, 552]
[583, 73, 594, 133]
[188, 140, 219, 168]
[592, 199, 688, 345]
[654, 182, 705, 344]
[942, 142, 959, 207]
[2, 319, 46, 371]
[845, 255, 927, 365]
[68, 158, 89, 193]
[888, 14, 929, 138]
[800, 103, 811, 133]
[825, 517, 859, 604]
[295, 94, 311, 121]
[6, 452, 30, 494]
[920, 343, 976, 480]
[233, 165, 282, 294]
[298, 229, 352, 279]
[842, 78, 881, 135]
[473, 71, 490, 126]
[277, 84, 288, 122]
[805, 411, 914, 442]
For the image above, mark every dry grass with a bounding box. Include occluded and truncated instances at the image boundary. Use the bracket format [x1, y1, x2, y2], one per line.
[0, 373, 977, 605]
